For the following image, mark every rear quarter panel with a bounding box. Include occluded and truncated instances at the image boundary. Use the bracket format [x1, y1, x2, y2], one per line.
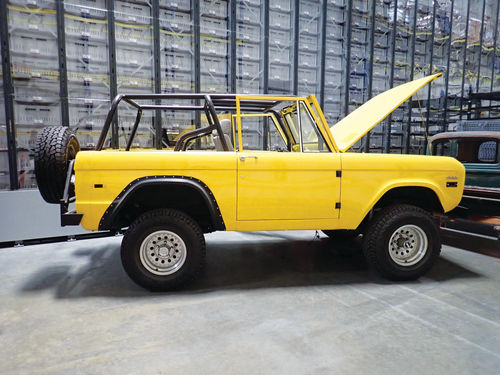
[74, 151, 237, 231]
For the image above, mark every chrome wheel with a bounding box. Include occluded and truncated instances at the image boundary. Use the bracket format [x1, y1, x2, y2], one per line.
[139, 230, 187, 275]
[388, 224, 428, 266]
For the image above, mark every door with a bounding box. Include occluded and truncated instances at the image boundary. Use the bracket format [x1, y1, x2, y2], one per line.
[237, 152, 341, 220]
[236, 100, 341, 221]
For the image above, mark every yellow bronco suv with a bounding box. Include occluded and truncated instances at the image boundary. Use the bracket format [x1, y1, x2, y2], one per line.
[34, 73, 465, 291]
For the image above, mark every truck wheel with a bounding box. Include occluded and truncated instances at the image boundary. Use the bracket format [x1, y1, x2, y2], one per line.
[362, 204, 440, 280]
[34, 126, 80, 203]
[322, 230, 359, 240]
[121, 209, 206, 291]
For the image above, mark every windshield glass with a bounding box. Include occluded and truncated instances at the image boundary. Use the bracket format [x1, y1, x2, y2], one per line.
[282, 101, 329, 152]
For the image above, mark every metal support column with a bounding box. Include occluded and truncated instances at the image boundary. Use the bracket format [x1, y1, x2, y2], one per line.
[344, 0, 352, 116]
[107, 0, 118, 148]
[476, 0, 486, 93]
[230, 0, 237, 93]
[152, 0, 162, 149]
[364, 0, 377, 152]
[459, 0, 471, 120]
[423, 0, 436, 154]
[443, 0, 455, 132]
[194, 0, 201, 95]
[319, 0, 327, 108]
[194, 0, 201, 143]
[490, 0, 500, 99]
[405, 0, 418, 154]
[263, 0, 270, 94]
[55, 0, 69, 127]
[384, 0, 397, 153]
[0, 1, 18, 189]
[293, 0, 300, 95]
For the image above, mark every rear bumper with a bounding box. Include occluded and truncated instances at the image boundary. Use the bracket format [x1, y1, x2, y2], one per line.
[60, 204, 83, 226]
[60, 159, 83, 227]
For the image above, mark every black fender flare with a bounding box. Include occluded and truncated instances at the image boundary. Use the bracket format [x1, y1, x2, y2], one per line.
[98, 176, 225, 231]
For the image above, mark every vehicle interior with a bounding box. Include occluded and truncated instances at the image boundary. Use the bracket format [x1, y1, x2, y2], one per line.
[432, 137, 499, 164]
[97, 94, 333, 153]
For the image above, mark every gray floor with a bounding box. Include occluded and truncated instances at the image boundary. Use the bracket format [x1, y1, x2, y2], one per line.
[1, 230, 499, 375]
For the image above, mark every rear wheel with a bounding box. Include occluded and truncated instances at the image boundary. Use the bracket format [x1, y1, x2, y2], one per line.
[121, 209, 206, 291]
[362, 204, 440, 280]
[34, 126, 80, 203]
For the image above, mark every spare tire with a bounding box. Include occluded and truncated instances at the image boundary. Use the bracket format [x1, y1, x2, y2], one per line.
[34, 126, 80, 204]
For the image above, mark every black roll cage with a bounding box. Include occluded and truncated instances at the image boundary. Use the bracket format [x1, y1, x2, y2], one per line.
[96, 93, 290, 152]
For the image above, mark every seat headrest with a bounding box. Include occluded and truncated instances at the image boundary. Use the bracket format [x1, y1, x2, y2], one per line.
[219, 119, 232, 133]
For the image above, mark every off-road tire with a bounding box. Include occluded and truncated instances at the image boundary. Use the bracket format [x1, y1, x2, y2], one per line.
[322, 230, 360, 240]
[362, 204, 441, 281]
[121, 209, 206, 291]
[34, 126, 80, 203]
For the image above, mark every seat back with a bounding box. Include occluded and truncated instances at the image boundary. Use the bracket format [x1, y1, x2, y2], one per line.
[213, 119, 234, 151]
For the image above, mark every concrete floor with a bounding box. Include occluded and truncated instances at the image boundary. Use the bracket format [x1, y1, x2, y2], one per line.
[0, 230, 499, 375]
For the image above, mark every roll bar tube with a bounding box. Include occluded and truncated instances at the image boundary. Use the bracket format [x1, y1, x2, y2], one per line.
[97, 94, 232, 152]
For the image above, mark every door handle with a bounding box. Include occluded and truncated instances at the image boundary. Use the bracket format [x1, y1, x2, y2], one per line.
[240, 156, 258, 161]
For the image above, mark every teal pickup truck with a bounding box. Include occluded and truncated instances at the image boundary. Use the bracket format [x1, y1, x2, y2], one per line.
[429, 131, 500, 238]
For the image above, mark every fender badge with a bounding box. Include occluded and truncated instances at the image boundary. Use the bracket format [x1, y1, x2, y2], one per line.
[446, 176, 458, 180]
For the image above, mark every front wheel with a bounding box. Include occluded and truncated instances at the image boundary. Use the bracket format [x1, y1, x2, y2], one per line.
[362, 204, 441, 281]
[121, 209, 206, 291]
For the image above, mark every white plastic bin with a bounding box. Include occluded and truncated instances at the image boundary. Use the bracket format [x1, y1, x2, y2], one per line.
[200, 17, 228, 38]
[200, 36, 229, 57]
[115, 22, 153, 47]
[162, 51, 194, 72]
[114, 1, 152, 25]
[64, 15, 108, 42]
[201, 55, 228, 75]
[161, 30, 193, 53]
[159, 0, 191, 12]
[237, 60, 261, 78]
[200, 0, 228, 19]
[64, 0, 107, 19]
[14, 102, 61, 127]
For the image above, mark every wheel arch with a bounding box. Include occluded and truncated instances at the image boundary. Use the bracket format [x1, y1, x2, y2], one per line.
[353, 184, 444, 233]
[371, 184, 444, 213]
[99, 176, 225, 233]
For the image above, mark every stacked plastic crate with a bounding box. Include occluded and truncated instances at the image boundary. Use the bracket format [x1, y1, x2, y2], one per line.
[323, 0, 346, 125]
[64, 0, 109, 149]
[268, 0, 294, 94]
[493, 1, 500, 102]
[479, 1, 498, 106]
[200, 0, 230, 93]
[347, 0, 370, 151]
[236, 0, 264, 150]
[349, 0, 369, 109]
[387, 2, 413, 153]
[159, 0, 195, 143]
[426, 2, 452, 136]
[368, 0, 391, 152]
[447, 0, 464, 118]
[408, 0, 432, 153]
[297, 0, 322, 97]
[8, 0, 61, 188]
[236, 0, 263, 94]
[114, 1, 155, 148]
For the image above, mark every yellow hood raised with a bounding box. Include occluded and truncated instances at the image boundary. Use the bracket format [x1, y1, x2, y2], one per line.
[330, 73, 442, 152]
